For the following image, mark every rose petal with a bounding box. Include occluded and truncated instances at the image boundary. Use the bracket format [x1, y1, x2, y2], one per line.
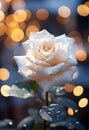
[26, 50, 50, 67]
[55, 34, 77, 67]
[30, 29, 54, 39]
[27, 62, 65, 75]
[55, 34, 75, 59]
[23, 30, 54, 53]
[38, 67, 77, 92]
[14, 56, 35, 79]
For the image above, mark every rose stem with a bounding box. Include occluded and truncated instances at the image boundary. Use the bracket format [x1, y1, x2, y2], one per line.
[46, 91, 49, 106]
[43, 91, 49, 130]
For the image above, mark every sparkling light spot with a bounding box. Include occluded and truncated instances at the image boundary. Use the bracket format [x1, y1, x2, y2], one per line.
[58, 6, 71, 18]
[65, 84, 75, 92]
[0, 68, 10, 80]
[78, 98, 88, 108]
[36, 9, 49, 20]
[26, 25, 39, 37]
[1, 85, 11, 97]
[5, 14, 18, 27]
[76, 49, 87, 61]
[0, 10, 5, 22]
[0, 23, 6, 36]
[11, 28, 24, 42]
[73, 85, 84, 96]
[13, 9, 27, 22]
[67, 108, 74, 115]
[77, 4, 89, 17]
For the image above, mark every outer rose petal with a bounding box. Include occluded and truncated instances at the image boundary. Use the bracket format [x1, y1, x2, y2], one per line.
[55, 34, 77, 67]
[14, 56, 36, 80]
[27, 62, 65, 75]
[37, 67, 77, 92]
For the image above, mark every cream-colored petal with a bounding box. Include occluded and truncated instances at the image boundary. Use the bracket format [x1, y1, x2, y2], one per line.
[26, 50, 50, 67]
[24, 30, 54, 53]
[38, 66, 77, 92]
[27, 62, 65, 76]
[55, 34, 77, 65]
[14, 56, 35, 79]
[30, 29, 54, 39]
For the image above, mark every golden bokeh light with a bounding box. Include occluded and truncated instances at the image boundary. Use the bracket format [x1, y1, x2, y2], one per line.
[73, 85, 84, 96]
[78, 98, 88, 108]
[22, 35, 28, 42]
[25, 9, 31, 21]
[67, 108, 74, 115]
[26, 25, 39, 37]
[11, 0, 26, 11]
[5, 14, 18, 27]
[88, 36, 89, 42]
[69, 30, 82, 43]
[0, 10, 5, 22]
[58, 6, 71, 18]
[77, 4, 89, 17]
[85, 1, 89, 7]
[30, 20, 40, 29]
[5, 0, 12, 3]
[13, 9, 27, 22]
[36, 9, 49, 20]
[65, 84, 75, 92]
[0, 85, 11, 97]
[0, 23, 6, 36]
[76, 49, 87, 61]
[6, 25, 18, 36]
[57, 15, 70, 24]
[5, 36, 18, 49]
[0, 68, 10, 80]
[11, 28, 24, 42]
[18, 22, 26, 30]
[0, 2, 2, 9]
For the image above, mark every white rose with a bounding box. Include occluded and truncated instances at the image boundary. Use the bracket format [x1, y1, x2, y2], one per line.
[14, 30, 77, 92]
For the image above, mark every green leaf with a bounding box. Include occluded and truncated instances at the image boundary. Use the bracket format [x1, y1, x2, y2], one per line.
[54, 97, 78, 110]
[6, 80, 39, 98]
[28, 80, 39, 94]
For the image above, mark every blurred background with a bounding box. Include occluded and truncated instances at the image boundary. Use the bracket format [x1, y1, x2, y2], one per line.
[0, 0, 89, 129]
